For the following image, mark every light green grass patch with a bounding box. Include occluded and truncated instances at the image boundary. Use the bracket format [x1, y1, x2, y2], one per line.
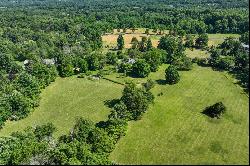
[208, 34, 240, 46]
[110, 65, 249, 165]
[185, 48, 210, 59]
[0, 76, 123, 138]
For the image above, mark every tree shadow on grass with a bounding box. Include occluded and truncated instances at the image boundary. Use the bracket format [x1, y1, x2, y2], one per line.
[201, 109, 216, 119]
[155, 79, 166, 85]
[109, 48, 118, 51]
[104, 99, 120, 108]
[201, 105, 222, 119]
[229, 70, 249, 93]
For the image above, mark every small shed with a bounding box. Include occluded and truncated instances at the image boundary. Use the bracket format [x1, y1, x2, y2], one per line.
[241, 43, 249, 52]
[42, 58, 55, 65]
[127, 58, 136, 64]
[23, 59, 30, 65]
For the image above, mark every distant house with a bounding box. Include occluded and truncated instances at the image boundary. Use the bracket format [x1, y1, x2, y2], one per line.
[42, 58, 55, 65]
[23, 59, 30, 65]
[74, 67, 80, 72]
[127, 58, 136, 64]
[241, 43, 249, 53]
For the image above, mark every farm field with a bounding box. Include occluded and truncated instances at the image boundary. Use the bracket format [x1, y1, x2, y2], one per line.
[102, 30, 240, 59]
[102, 28, 163, 49]
[110, 65, 249, 165]
[0, 77, 123, 138]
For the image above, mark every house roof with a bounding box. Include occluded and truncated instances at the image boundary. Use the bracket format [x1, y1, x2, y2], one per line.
[42, 58, 55, 65]
[241, 43, 249, 49]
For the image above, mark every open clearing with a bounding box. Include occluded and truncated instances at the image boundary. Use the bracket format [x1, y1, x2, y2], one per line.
[0, 77, 123, 138]
[207, 34, 240, 47]
[185, 49, 210, 59]
[109, 64, 249, 165]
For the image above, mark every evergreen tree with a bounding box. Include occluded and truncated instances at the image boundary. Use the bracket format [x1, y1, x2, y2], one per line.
[117, 34, 124, 50]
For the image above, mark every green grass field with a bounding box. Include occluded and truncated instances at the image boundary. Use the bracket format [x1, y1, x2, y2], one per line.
[0, 76, 123, 138]
[185, 49, 210, 59]
[110, 65, 249, 165]
[0, 32, 248, 164]
[208, 34, 240, 46]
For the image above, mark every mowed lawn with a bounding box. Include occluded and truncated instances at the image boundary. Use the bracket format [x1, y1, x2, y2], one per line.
[0, 77, 123, 138]
[208, 34, 240, 46]
[110, 65, 249, 164]
[185, 49, 210, 59]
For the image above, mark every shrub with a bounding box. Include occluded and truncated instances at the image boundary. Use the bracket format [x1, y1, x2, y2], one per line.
[172, 56, 193, 71]
[106, 52, 118, 65]
[108, 101, 132, 121]
[215, 56, 235, 71]
[195, 33, 208, 49]
[121, 82, 153, 120]
[165, 65, 180, 84]
[77, 59, 88, 73]
[34, 123, 56, 140]
[202, 102, 226, 118]
[96, 119, 128, 141]
[193, 57, 209, 67]
[132, 59, 151, 78]
[58, 63, 74, 77]
[88, 128, 115, 153]
[77, 73, 85, 78]
[118, 63, 132, 75]
[143, 79, 155, 91]
[143, 49, 163, 72]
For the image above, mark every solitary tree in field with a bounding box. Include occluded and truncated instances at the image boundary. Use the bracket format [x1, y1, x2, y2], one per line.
[141, 36, 147, 43]
[131, 27, 136, 33]
[121, 82, 153, 120]
[117, 34, 124, 50]
[131, 37, 138, 44]
[131, 37, 139, 49]
[138, 36, 148, 52]
[152, 28, 158, 34]
[165, 65, 180, 84]
[123, 28, 127, 34]
[145, 29, 150, 35]
[202, 102, 226, 118]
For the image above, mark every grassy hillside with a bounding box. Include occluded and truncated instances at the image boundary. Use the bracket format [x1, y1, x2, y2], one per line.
[110, 65, 249, 164]
[0, 77, 123, 138]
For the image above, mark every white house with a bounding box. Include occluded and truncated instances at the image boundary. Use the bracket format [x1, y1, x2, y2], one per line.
[241, 43, 249, 53]
[42, 58, 55, 65]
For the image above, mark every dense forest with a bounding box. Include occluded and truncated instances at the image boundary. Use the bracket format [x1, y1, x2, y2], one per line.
[0, 0, 249, 8]
[0, 0, 249, 165]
